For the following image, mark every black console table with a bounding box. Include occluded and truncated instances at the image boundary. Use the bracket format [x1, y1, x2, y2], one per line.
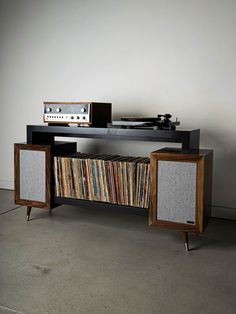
[15, 125, 213, 251]
[27, 125, 200, 152]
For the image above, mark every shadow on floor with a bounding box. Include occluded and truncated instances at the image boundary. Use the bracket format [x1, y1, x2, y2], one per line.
[1, 188, 236, 252]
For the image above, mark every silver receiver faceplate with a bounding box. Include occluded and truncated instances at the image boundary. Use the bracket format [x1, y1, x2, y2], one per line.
[44, 103, 91, 124]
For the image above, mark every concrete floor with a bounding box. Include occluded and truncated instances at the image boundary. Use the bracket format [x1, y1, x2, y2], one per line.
[0, 189, 236, 314]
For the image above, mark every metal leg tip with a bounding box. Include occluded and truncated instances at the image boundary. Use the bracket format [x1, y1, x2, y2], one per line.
[185, 242, 189, 251]
[26, 215, 30, 221]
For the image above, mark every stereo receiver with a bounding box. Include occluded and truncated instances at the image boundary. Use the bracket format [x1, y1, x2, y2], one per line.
[43, 102, 112, 127]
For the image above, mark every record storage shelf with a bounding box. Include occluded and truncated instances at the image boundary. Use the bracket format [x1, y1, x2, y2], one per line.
[21, 125, 199, 214]
[27, 124, 200, 211]
[15, 125, 212, 250]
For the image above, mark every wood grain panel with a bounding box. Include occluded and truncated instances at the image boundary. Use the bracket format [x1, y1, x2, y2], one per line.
[14, 144, 51, 209]
[149, 148, 213, 234]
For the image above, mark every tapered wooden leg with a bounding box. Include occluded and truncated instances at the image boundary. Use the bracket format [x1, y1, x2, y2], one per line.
[26, 206, 32, 221]
[182, 231, 189, 251]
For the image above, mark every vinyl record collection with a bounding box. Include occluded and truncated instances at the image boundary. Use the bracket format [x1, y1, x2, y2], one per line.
[54, 153, 150, 208]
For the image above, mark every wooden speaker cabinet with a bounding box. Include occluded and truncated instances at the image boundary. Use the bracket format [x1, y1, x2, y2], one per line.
[14, 144, 51, 209]
[14, 142, 77, 220]
[149, 148, 213, 249]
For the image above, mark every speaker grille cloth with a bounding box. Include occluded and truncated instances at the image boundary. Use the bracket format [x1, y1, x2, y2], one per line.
[157, 160, 196, 224]
[20, 150, 46, 202]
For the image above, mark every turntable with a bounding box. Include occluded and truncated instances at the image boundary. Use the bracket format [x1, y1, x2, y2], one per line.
[112, 114, 180, 130]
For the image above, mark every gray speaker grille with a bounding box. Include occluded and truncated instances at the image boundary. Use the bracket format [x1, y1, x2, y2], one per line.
[20, 150, 46, 202]
[157, 160, 196, 224]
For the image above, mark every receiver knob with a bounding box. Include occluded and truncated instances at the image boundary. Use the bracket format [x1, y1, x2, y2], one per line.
[56, 108, 61, 113]
[81, 108, 86, 113]
[46, 107, 52, 112]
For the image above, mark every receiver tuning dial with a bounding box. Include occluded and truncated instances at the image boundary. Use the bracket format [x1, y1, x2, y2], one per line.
[81, 108, 86, 113]
[56, 108, 61, 113]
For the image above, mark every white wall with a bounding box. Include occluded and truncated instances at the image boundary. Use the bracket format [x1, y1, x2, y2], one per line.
[0, 0, 236, 217]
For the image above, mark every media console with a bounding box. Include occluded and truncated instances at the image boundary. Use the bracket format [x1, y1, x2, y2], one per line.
[15, 125, 213, 251]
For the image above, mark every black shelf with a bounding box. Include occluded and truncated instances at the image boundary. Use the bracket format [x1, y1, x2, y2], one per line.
[27, 125, 200, 152]
[54, 196, 148, 215]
